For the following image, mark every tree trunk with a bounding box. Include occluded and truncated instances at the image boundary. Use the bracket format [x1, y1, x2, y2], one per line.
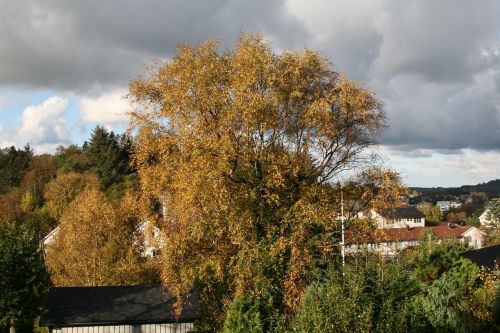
[9, 321, 15, 333]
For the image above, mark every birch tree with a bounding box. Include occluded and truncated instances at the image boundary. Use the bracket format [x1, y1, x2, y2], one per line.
[129, 34, 402, 326]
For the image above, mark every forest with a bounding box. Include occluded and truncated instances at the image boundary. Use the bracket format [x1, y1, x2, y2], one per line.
[1, 35, 499, 333]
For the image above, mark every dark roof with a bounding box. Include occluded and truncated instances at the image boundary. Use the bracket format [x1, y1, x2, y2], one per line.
[382, 207, 424, 219]
[41, 285, 199, 327]
[461, 244, 500, 269]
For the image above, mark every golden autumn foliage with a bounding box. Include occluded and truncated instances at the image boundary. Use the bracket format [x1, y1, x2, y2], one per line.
[45, 188, 158, 286]
[44, 172, 100, 219]
[128, 35, 404, 325]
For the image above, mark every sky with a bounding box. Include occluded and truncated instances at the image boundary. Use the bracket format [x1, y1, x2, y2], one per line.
[0, 0, 499, 187]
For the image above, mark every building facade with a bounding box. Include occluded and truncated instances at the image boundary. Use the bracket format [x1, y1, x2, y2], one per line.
[41, 285, 198, 333]
[345, 225, 483, 257]
[362, 207, 425, 229]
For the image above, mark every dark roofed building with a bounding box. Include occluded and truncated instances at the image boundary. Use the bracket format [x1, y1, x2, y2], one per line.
[381, 207, 425, 219]
[41, 285, 198, 333]
[370, 206, 426, 229]
[461, 244, 500, 269]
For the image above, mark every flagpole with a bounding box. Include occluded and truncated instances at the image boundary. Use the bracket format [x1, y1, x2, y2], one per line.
[341, 184, 345, 268]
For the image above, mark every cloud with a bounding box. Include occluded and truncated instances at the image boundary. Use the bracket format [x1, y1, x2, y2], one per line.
[372, 0, 499, 83]
[18, 96, 71, 153]
[1, 0, 500, 185]
[79, 90, 130, 125]
[287, 0, 500, 153]
[377, 145, 500, 187]
[377, 68, 500, 151]
[287, 0, 384, 80]
[0, 0, 309, 92]
[369, 1, 500, 152]
[443, 150, 500, 181]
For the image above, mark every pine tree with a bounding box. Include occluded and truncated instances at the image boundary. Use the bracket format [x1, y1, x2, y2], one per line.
[84, 126, 131, 188]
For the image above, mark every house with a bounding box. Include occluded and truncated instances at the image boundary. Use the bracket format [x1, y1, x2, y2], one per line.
[345, 225, 483, 257]
[436, 201, 451, 212]
[436, 200, 462, 211]
[42, 227, 60, 248]
[361, 207, 425, 229]
[461, 244, 500, 269]
[41, 221, 162, 258]
[40, 285, 199, 333]
[479, 209, 499, 227]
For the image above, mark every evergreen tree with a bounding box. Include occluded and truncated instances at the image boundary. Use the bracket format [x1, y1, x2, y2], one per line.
[483, 198, 500, 245]
[0, 222, 49, 333]
[0, 145, 33, 195]
[84, 126, 131, 188]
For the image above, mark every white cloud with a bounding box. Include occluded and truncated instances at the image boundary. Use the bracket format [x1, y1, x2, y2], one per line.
[79, 90, 130, 125]
[18, 96, 71, 153]
[443, 150, 500, 181]
[377, 145, 500, 187]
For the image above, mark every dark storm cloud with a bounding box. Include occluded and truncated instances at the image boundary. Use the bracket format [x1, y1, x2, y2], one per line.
[369, 0, 500, 152]
[1, 0, 499, 154]
[0, 0, 309, 91]
[377, 69, 500, 152]
[286, 0, 500, 153]
[373, 0, 499, 83]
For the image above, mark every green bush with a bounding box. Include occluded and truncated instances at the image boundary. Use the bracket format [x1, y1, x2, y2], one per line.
[292, 267, 372, 332]
[223, 294, 264, 333]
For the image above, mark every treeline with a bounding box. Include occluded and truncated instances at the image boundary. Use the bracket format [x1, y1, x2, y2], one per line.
[0, 126, 159, 332]
[413, 179, 500, 198]
[0, 126, 134, 234]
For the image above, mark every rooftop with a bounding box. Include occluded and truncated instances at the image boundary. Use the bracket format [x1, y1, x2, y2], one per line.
[381, 207, 425, 219]
[41, 285, 199, 327]
[345, 225, 474, 244]
[461, 244, 500, 269]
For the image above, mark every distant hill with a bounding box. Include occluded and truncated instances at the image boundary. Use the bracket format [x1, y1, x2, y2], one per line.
[412, 179, 500, 196]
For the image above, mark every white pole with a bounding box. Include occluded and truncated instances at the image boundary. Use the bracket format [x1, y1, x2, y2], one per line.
[341, 185, 345, 268]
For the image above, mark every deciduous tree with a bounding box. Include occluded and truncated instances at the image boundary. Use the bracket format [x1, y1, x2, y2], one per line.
[45, 188, 158, 286]
[483, 198, 500, 245]
[447, 211, 467, 225]
[55, 145, 89, 174]
[43, 172, 100, 220]
[129, 34, 401, 327]
[418, 205, 441, 225]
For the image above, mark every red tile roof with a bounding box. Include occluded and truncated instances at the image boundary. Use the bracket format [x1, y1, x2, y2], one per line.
[345, 225, 474, 244]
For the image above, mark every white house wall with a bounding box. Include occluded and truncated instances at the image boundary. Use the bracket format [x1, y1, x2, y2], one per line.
[385, 218, 425, 229]
[369, 210, 425, 229]
[462, 228, 483, 249]
[50, 323, 193, 333]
